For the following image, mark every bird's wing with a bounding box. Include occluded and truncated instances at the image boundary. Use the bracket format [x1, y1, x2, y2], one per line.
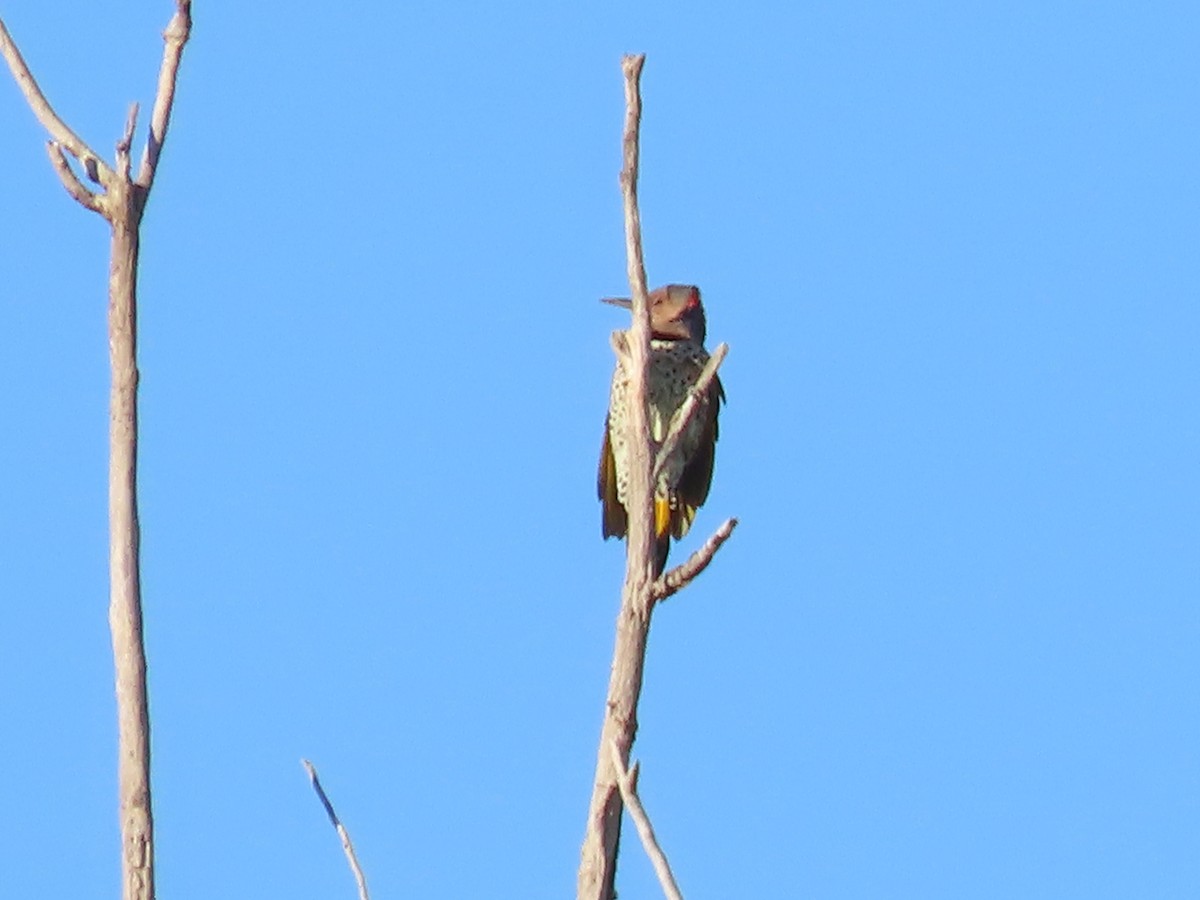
[673, 374, 724, 537]
[598, 416, 627, 539]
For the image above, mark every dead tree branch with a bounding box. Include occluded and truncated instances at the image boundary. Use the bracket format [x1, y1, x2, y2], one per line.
[652, 517, 739, 602]
[0, 17, 110, 186]
[580, 54, 739, 900]
[0, 6, 193, 900]
[578, 53, 656, 900]
[46, 141, 102, 211]
[607, 740, 685, 900]
[302, 760, 371, 900]
[138, 1, 192, 190]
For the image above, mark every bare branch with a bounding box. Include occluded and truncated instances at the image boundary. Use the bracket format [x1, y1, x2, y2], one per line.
[651, 342, 729, 486]
[579, 53, 655, 900]
[0, 16, 110, 186]
[116, 103, 140, 182]
[616, 51, 656, 576]
[108, 211, 151, 900]
[582, 53, 739, 900]
[609, 329, 630, 360]
[302, 760, 371, 900]
[137, 0, 192, 190]
[652, 517, 738, 602]
[5, 8, 194, 900]
[46, 141, 102, 211]
[620, 53, 651, 340]
[607, 741, 685, 900]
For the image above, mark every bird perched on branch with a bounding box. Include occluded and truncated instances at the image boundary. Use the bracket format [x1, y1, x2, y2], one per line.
[598, 284, 724, 575]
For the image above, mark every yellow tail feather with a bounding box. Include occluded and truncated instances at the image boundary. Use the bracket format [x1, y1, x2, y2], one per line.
[654, 497, 671, 538]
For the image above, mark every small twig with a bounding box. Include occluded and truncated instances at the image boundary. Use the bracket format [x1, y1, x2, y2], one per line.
[302, 760, 371, 900]
[609, 330, 630, 360]
[46, 142, 101, 211]
[607, 740, 684, 900]
[116, 103, 139, 182]
[651, 342, 729, 485]
[0, 16, 110, 186]
[652, 517, 738, 602]
[137, 0, 192, 190]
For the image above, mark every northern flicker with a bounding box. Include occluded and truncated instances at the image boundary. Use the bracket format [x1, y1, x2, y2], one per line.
[598, 283, 724, 574]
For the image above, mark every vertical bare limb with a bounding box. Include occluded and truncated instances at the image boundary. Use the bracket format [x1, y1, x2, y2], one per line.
[107, 171, 151, 900]
[1, 7, 192, 900]
[302, 760, 371, 900]
[578, 53, 659, 900]
[580, 54, 740, 900]
[607, 741, 685, 900]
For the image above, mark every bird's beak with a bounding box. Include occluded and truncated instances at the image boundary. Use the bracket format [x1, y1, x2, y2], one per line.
[600, 296, 633, 309]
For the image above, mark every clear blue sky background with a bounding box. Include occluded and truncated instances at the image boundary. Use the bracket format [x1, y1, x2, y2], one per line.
[1, 2, 1197, 897]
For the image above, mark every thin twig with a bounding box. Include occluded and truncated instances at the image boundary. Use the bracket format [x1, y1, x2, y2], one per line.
[116, 103, 139, 182]
[609, 329, 630, 361]
[302, 760, 371, 900]
[46, 142, 101, 211]
[651, 342, 729, 485]
[0, 16, 110, 185]
[607, 741, 685, 900]
[652, 517, 739, 602]
[137, 0, 192, 190]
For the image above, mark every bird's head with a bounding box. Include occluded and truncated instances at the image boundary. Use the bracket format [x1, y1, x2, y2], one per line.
[601, 284, 706, 343]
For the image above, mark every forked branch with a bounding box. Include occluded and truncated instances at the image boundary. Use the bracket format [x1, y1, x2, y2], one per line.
[0, 7, 193, 900]
[0, 0, 193, 221]
[608, 740, 685, 900]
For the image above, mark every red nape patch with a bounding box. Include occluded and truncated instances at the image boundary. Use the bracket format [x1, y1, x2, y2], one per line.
[687, 289, 700, 308]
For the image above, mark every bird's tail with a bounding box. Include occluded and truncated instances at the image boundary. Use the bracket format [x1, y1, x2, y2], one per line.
[653, 497, 672, 577]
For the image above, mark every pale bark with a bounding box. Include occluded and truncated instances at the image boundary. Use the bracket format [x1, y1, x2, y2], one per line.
[577, 53, 656, 900]
[608, 740, 685, 900]
[578, 54, 735, 900]
[653, 516, 739, 602]
[0, 5, 192, 899]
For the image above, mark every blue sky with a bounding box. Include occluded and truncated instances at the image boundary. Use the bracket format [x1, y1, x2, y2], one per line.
[1, 1, 1197, 897]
